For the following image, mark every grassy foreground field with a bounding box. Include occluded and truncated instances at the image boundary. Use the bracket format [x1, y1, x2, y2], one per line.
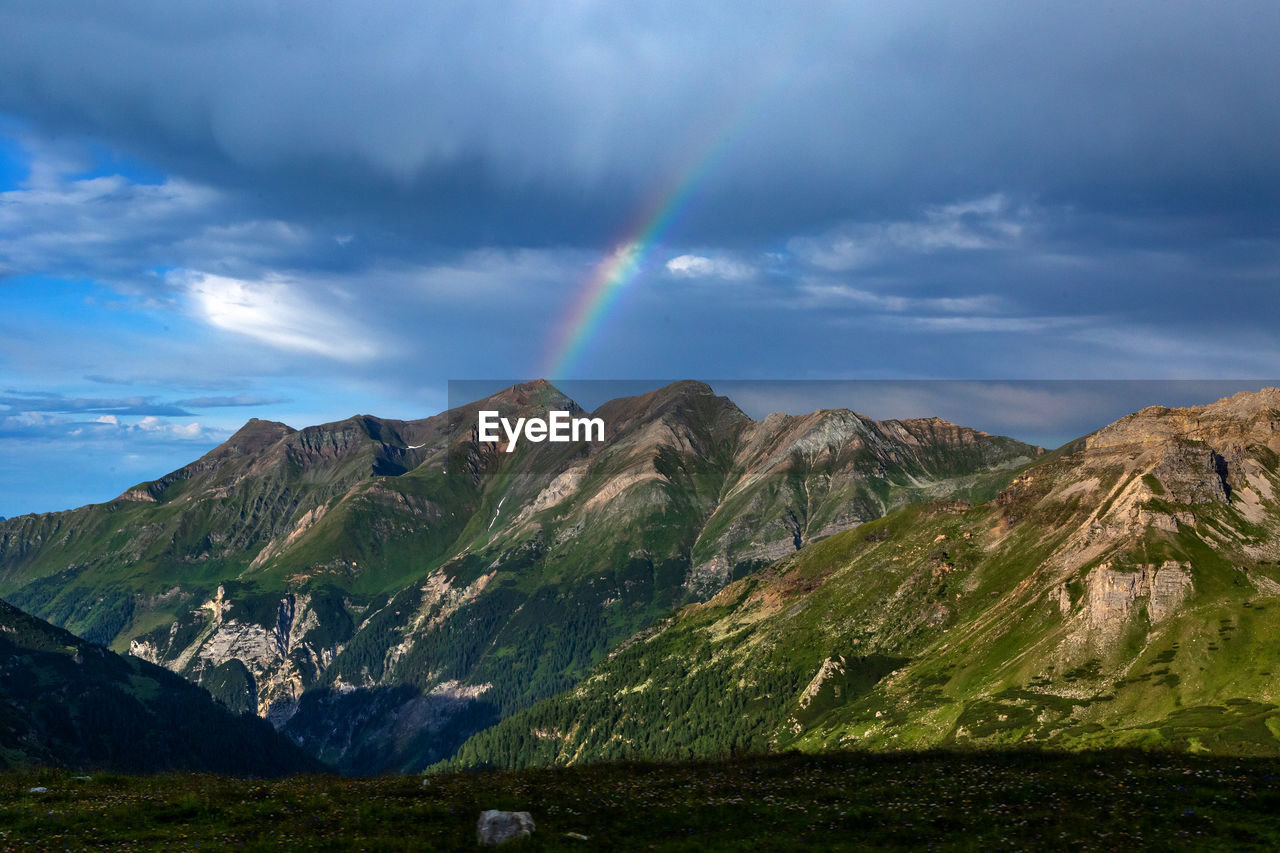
[2, 751, 1279, 850]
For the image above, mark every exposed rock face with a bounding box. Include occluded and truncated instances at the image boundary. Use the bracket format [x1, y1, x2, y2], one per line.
[1030, 387, 1280, 579]
[1052, 584, 1072, 615]
[129, 585, 345, 724]
[1150, 442, 1229, 504]
[1083, 562, 1193, 638]
[512, 466, 587, 524]
[381, 570, 496, 679]
[799, 656, 847, 709]
[1085, 388, 1280, 452]
[1250, 572, 1280, 596]
[1147, 564, 1194, 622]
[249, 505, 329, 569]
[677, 404, 1038, 595]
[476, 810, 535, 846]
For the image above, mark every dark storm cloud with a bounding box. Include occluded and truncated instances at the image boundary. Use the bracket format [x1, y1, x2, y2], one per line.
[8, 1, 1279, 518]
[0, 147, 345, 288]
[0, 391, 282, 417]
[1, 1, 1277, 246]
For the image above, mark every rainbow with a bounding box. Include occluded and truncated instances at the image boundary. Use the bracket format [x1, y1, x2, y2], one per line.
[540, 96, 769, 379]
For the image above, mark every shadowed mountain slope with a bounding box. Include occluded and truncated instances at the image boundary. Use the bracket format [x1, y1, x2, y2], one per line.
[0, 599, 324, 775]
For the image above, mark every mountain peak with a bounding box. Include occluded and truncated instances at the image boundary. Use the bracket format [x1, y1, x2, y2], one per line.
[654, 379, 716, 396]
[621, 380, 720, 408]
[1204, 385, 1280, 417]
[473, 380, 579, 412]
[225, 417, 297, 453]
[1088, 386, 1280, 451]
[593, 380, 745, 431]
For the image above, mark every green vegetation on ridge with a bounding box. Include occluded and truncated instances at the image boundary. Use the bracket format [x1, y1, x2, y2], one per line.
[0, 381, 1040, 774]
[446, 390, 1280, 768]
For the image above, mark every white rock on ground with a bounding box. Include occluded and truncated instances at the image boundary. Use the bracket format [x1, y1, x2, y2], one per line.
[476, 810, 535, 846]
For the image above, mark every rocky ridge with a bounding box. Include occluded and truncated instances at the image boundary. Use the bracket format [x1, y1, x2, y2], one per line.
[0, 381, 1038, 773]
[446, 387, 1280, 767]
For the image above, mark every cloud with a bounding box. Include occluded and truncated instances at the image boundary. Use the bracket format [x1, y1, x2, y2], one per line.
[0, 410, 222, 443]
[888, 315, 1087, 334]
[796, 283, 1003, 315]
[83, 373, 250, 391]
[134, 416, 204, 439]
[0, 408, 228, 516]
[0, 12, 1278, 386]
[171, 395, 286, 408]
[407, 248, 589, 304]
[665, 254, 754, 280]
[0, 390, 279, 417]
[0, 138, 345, 288]
[0, 391, 192, 417]
[0, 3, 1276, 246]
[0, 167, 220, 283]
[788, 194, 1029, 272]
[177, 270, 381, 361]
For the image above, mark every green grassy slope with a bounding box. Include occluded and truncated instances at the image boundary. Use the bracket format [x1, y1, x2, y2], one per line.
[447, 389, 1280, 768]
[0, 600, 323, 776]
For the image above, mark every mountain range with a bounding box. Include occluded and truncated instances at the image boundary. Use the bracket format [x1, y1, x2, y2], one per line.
[0, 380, 1038, 773]
[9, 381, 1280, 776]
[447, 388, 1280, 767]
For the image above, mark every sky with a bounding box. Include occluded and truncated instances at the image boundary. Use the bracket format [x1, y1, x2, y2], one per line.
[1, 1, 1279, 517]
